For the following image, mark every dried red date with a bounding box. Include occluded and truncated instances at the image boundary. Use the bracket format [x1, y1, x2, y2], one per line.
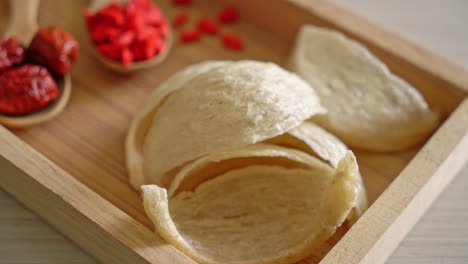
[27, 27, 80, 75]
[0, 38, 25, 73]
[0, 65, 59, 115]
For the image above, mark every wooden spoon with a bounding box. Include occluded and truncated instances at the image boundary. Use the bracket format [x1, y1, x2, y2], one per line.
[0, 0, 72, 128]
[88, 0, 172, 74]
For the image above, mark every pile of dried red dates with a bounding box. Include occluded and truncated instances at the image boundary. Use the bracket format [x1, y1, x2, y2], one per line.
[0, 27, 79, 116]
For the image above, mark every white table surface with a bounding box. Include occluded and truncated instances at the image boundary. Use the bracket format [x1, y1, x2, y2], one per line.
[1, 0, 468, 263]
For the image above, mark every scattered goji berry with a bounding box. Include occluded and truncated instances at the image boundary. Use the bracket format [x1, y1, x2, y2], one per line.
[171, 0, 192, 6]
[222, 34, 244, 51]
[173, 12, 188, 28]
[218, 7, 238, 23]
[0, 38, 25, 73]
[197, 18, 219, 35]
[0, 65, 58, 115]
[27, 27, 80, 75]
[173, 6, 244, 51]
[180, 31, 202, 43]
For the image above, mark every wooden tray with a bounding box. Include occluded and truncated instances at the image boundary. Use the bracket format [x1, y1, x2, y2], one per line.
[1, 0, 468, 263]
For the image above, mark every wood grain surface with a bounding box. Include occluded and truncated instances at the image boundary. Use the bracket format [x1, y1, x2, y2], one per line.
[1, 0, 467, 264]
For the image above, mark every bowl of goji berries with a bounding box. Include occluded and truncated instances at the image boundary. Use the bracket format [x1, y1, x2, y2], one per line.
[0, 27, 79, 127]
[84, 0, 172, 74]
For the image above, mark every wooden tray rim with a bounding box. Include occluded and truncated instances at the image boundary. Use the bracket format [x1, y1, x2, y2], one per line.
[1, 1, 468, 263]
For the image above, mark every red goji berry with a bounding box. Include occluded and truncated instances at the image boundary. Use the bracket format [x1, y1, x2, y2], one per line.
[141, 2, 164, 26]
[197, 18, 219, 35]
[90, 25, 121, 43]
[121, 48, 134, 65]
[0, 38, 25, 73]
[153, 37, 165, 54]
[136, 26, 159, 43]
[114, 31, 135, 47]
[172, 12, 188, 28]
[27, 27, 80, 75]
[142, 38, 157, 59]
[131, 41, 144, 61]
[86, 4, 124, 28]
[82, 8, 93, 21]
[180, 31, 202, 43]
[222, 34, 244, 51]
[97, 43, 121, 60]
[131, 34, 162, 61]
[218, 7, 238, 23]
[0, 65, 58, 115]
[171, 0, 192, 6]
[158, 21, 170, 38]
[100, 7, 125, 26]
[125, 9, 145, 31]
[136, 27, 154, 42]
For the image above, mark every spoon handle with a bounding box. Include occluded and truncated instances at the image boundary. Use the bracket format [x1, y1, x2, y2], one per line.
[5, 0, 40, 45]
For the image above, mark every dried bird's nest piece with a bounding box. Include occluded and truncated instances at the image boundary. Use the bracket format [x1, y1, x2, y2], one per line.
[127, 59, 372, 264]
[126, 60, 325, 189]
[143, 146, 363, 264]
[291, 25, 439, 151]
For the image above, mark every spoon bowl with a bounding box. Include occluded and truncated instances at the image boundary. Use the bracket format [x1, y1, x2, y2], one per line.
[88, 32, 173, 74]
[0, 0, 72, 128]
[0, 75, 72, 128]
[88, 0, 172, 74]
